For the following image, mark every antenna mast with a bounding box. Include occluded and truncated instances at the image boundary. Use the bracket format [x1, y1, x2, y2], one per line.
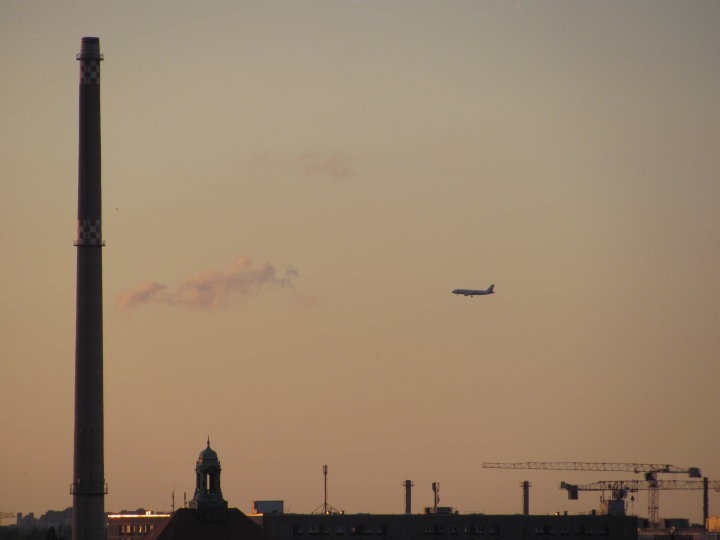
[312, 464, 342, 514]
[432, 482, 440, 514]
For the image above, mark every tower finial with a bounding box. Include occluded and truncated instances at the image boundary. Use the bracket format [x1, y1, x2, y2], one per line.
[207, 436, 210, 447]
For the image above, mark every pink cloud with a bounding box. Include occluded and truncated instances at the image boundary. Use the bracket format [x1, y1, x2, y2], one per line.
[117, 256, 298, 311]
[117, 281, 171, 311]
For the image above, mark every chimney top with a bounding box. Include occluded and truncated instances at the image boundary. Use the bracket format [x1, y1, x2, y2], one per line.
[78, 37, 103, 61]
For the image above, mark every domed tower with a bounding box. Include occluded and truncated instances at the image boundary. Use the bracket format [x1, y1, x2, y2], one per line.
[188, 440, 228, 522]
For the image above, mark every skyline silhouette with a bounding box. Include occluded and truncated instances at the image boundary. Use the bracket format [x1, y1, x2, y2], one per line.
[1, 0, 719, 525]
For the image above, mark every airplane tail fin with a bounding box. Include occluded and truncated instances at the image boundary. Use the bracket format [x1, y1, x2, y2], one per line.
[487, 284, 495, 293]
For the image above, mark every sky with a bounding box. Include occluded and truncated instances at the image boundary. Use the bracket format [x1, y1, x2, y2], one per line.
[1, 0, 720, 526]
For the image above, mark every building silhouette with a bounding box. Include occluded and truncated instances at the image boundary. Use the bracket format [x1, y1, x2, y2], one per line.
[143, 442, 271, 540]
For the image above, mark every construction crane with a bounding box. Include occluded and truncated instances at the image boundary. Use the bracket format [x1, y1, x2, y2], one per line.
[481, 462, 701, 528]
[561, 479, 720, 529]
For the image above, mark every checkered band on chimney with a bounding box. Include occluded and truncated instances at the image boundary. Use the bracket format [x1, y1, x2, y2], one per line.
[77, 220, 103, 245]
[80, 61, 100, 85]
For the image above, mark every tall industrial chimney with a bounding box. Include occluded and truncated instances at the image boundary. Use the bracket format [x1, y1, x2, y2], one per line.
[72, 36, 106, 540]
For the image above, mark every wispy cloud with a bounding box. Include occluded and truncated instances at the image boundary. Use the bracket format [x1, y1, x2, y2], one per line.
[289, 294, 320, 309]
[248, 150, 356, 182]
[118, 256, 298, 311]
[117, 281, 172, 311]
[299, 151, 354, 181]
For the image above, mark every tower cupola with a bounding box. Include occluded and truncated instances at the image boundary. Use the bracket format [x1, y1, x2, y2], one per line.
[188, 439, 228, 522]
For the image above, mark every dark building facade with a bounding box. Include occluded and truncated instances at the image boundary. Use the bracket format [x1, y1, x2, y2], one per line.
[255, 513, 639, 540]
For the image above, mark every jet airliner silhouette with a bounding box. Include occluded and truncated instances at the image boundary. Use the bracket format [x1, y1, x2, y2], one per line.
[452, 284, 495, 297]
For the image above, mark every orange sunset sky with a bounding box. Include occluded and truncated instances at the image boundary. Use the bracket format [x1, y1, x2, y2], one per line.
[1, 0, 719, 525]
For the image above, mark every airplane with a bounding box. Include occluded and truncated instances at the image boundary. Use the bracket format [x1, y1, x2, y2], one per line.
[452, 284, 495, 297]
